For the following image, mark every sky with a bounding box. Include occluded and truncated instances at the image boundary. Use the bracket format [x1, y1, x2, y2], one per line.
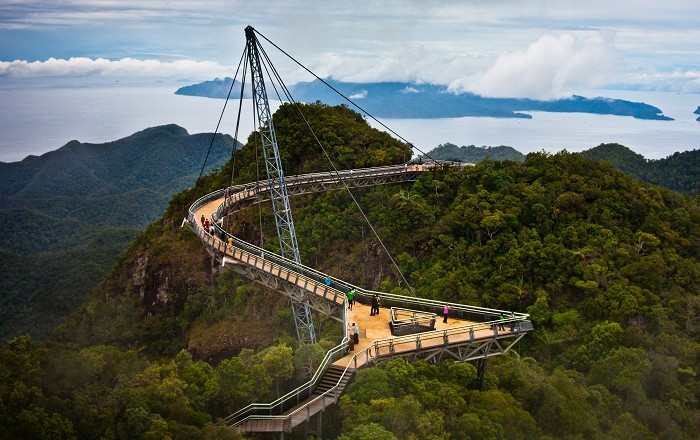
[1, 0, 700, 99]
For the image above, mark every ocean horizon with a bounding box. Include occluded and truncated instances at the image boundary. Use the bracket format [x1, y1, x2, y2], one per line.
[1, 81, 698, 163]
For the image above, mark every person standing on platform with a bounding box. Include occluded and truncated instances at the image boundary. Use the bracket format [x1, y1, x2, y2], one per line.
[370, 294, 379, 316]
[443, 304, 449, 323]
[324, 276, 331, 288]
[352, 322, 359, 344]
[348, 324, 354, 351]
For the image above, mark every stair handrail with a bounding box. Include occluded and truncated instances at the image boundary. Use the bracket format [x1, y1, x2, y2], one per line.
[232, 345, 377, 430]
[222, 333, 350, 425]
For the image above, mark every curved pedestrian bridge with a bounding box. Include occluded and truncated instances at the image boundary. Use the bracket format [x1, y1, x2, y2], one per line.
[186, 163, 533, 435]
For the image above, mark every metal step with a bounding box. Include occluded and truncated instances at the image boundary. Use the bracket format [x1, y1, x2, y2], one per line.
[313, 366, 351, 395]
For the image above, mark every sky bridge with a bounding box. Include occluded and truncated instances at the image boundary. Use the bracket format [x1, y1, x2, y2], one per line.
[186, 163, 533, 437]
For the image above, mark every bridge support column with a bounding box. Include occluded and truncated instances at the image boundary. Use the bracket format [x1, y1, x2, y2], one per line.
[476, 358, 487, 390]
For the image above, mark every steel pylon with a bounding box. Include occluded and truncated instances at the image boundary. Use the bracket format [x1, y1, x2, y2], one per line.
[245, 26, 316, 344]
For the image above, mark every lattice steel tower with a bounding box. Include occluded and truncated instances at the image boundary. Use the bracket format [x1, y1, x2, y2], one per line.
[245, 26, 316, 344]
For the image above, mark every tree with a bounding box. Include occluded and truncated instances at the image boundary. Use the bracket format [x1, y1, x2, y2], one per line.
[260, 345, 294, 397]
[337, 422, 399, 440]
[293, 343, 327, 381]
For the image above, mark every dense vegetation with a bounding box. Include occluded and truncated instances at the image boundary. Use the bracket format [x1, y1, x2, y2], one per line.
[1, 103, 698, 439]
[0, 125, 235, 340]
[424, 143, 525, 163]
[581, 143, 700, 195]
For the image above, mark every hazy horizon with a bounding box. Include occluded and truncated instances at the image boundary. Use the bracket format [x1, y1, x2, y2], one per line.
[1, 81, 697, 163]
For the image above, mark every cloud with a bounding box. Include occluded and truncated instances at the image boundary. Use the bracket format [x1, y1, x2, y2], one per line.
[401, 86, 420, 93]
[617, 69, 700, 93]
[349, 90, 367, 99]
[311, 45, 485, 86]
[0, 57, 232, 78]
[448, 32, 620, 100]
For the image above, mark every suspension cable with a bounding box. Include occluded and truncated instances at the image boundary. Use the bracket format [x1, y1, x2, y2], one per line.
[229, 54, 249, 186]
[254, 36, 417, 296]
[253, 28, 437, 162]
[197, 48, 247, 183]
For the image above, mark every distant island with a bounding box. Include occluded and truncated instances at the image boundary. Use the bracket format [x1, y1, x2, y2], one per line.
[176, 77, 673, 121]
[423, 143, 525, 162]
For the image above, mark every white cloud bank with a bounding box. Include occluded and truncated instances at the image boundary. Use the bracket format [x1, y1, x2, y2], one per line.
[2, 32, 698, 97]
[0, 57, 232, 79]
[448, 32, 620, 100]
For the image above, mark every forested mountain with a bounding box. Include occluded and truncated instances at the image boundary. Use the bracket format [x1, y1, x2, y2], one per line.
[0, 125, 236, 340]
[580, 143, 700, 195]
[425, 142, 700, 196]
[424, 142, 525, 162]
[1, 103, 699, 439]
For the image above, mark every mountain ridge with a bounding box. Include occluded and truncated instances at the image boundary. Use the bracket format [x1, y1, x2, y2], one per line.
[580, 143, 700, 195]
[422, 142, 700, 195]
[0, 124, 238, 340]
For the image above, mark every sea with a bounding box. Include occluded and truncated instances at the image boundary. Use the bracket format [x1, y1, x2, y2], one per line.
[1, 80, 698, 163]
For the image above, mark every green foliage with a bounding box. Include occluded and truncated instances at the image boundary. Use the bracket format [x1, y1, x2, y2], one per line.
[0, 125, 236, 341]
[2, 102, 699, 438]
[581, 143, 700, 195]
[327, 151, 700, 438]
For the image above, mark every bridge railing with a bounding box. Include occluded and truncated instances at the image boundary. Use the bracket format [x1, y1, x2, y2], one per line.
[192, 195, 530, 331]
[389, 307, 437, 335]
[210, 164, 420, 224]
[372, 318, 530, 360]
[203, 220, 529, 329]
[191, 224, 345, 307]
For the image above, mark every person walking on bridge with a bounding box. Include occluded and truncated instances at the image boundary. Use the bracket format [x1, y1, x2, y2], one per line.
[352, 322, 359, 344]
[498, 313, 506, 331]
[346, 289, 355, 310]
[443, 304, 449, 323]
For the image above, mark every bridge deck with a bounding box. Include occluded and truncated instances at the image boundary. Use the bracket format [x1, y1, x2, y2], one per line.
[335, 302, 475, 366]
[189, 166, 532, 434]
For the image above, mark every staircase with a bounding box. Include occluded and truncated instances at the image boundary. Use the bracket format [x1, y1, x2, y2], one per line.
[313, 365, 353, 397]
[235, 364, 355, 434]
